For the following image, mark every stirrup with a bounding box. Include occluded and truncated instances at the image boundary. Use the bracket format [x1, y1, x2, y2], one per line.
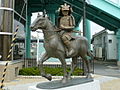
[67, 49, 75, 57]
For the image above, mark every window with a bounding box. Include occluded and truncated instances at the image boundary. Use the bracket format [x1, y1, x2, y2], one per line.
[109, 39, 112, 43]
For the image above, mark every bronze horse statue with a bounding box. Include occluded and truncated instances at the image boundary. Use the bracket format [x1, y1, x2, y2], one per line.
[30, 14, 93, 83]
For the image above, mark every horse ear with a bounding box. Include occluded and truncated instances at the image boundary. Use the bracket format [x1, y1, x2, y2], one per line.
[43, 10, 47, 17]
[47, 16, 50, 20]
[43, 14, 45, 17]
[37, 13, 40, 17]
[43, 14, 48, 18]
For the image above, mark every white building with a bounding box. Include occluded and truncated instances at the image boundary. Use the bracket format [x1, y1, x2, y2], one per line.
[92, 29, 117, 60]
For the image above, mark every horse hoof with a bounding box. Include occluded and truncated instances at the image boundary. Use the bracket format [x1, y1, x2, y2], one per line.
[46, 74, 52, 81]
[86, 73, 92, 79]
[61, 78, 68, 83]
[42, 74, 52, 81]
[67, 76, 72, 80]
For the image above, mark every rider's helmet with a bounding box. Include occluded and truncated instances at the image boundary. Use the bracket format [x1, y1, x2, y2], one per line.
[61, 3, 70, 11]
[58, 3, 73, 16]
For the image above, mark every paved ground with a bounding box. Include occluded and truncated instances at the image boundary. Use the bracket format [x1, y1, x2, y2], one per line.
[94, 60, 120, 78]
[3, 60, 120, 90]
[94, 60, 120, 90]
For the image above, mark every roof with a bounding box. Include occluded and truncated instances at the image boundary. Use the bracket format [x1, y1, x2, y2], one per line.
[93, 29, 115, 38]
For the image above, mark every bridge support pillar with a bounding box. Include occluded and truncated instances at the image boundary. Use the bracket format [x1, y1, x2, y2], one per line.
[48, 11, 55, 25]
[85, 19, 91, 50]
[25, 12, 31, 58]
[74, 26, 80, 36]
[117, 29, 120, 67]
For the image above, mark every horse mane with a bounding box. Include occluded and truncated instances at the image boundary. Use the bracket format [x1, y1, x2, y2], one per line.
[47, 18, 62, 32]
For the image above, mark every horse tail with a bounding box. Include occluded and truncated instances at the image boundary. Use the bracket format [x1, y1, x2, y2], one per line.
[87, 51, 95, 74]
[87, 51, 94, 60]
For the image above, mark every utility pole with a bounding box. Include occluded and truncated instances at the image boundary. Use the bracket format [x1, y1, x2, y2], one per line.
[83, 0, 86, 36]
[83, 0, 87, 75]
[36, 30, 42, 65]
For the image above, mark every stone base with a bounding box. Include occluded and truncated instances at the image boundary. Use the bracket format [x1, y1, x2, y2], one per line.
[0, 60, 24, 82]
[117, 61, 120, 67]
[28, 79, 100, 90]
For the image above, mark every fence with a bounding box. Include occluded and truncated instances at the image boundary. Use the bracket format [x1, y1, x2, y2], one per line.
[24, 57, 94, 74]
[24, 58, 37, 68]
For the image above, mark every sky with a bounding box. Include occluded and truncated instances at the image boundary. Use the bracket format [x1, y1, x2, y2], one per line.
[31, 12, 44, 39]
[31, 0, 119, 39]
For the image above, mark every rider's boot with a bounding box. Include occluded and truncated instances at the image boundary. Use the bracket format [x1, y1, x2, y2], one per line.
[65, 41, 75, 57]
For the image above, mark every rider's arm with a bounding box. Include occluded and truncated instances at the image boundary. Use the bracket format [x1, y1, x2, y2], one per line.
[60, 25, 74, 29]
[70, 15, 75, 26]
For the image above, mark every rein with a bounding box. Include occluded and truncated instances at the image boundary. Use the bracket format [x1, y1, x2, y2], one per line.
[43, 26, 62, 32]
[43, 29, 61, 32]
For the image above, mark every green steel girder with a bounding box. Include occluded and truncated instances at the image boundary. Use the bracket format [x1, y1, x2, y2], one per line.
[25, 12, 31, 58]
[27, 0, 120, 31]
[71, 4, 117, 31]
[30, 4, 58, 11]
[87, 5, 120, 29]
[28, 0, 120, 31]
[30, 7, 43, 12]
[75, 17, 82, 26]
[64, 0, 120, 31]
[89, 0, 120, 19]
[87, 14, 116, 30]
[59, 0, 118, 30]
[15, 0, 26, 24]
[29, 5, 82, 26]
[29, 8, 81, 26]
[51, 0, 82, 24]
[25, 0, 120, 59]
[117, 29, 120, 61]
[87, 6, 120, 28]
[30, 3, 79, 16]
[47, 0, 82, 26]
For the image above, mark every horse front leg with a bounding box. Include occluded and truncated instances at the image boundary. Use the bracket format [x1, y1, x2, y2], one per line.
[39, 52, 51, 81]
[59, 57, 68, 83]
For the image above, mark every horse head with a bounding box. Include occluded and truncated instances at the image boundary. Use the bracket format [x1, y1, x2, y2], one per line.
[30, 14, 49, 31]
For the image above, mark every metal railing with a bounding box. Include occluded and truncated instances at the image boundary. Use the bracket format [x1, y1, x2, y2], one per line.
[24, 57, 94, 74]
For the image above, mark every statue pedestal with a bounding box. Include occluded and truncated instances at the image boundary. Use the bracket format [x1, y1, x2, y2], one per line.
[117, 61, 120, 67]
[28, 78, 100, 90]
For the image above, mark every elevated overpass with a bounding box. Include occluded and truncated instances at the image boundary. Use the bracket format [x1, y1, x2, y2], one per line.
[28, 0, 120, 31]
[25, 0, 120, 64]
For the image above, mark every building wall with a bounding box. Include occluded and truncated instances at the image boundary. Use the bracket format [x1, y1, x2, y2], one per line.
[93, 32, 106, 58]
[93, 30, 117, 60]
[107, 34, 117, 60]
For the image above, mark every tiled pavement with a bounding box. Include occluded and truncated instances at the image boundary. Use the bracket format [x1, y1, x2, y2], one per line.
[3, 75, 120, 90]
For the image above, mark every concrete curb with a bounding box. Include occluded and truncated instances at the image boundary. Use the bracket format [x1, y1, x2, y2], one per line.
[17, 75, 86, 79]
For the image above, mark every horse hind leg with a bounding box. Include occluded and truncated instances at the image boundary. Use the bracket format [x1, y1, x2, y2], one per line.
[39, 52, 51, 81]
[87, 51, 94, 60]
[68, 57, 78, 79]
[81, 55, 92, 78]
[87, 51, 94, 73]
